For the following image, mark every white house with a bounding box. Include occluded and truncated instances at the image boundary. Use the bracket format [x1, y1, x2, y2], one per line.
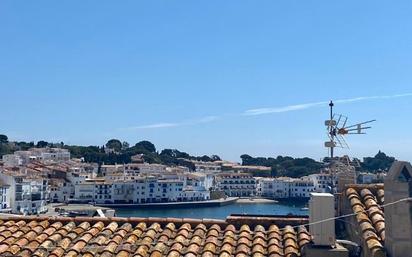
[216, 173, 256, 197]
[73, 175, 210, 204]
[193, 161, 222, 173]
[308, 173, 337, 192]
[136, 163, 167, 174]
[256, 177, 292, 199]
[257, 176, 315, 199]
[1, 154, 23, 167]
[0, 181, 11, 212]
[49, 179, 72, 203]
[0, 172, 48, 214]
[289, 177, 316, 198]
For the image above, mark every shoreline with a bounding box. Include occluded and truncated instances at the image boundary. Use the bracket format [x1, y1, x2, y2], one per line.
[0, 198, 308, 219]
[96, 197, 278, 208]
[96, 197, 239, 208]
[236, 197, 278, 203]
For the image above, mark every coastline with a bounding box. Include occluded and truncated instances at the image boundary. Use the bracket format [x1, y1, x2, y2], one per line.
[95, 197, 278, 208]
[96, 197, 239, 208]
[0, 198, 308, 220]
[236, 197, 278, 203]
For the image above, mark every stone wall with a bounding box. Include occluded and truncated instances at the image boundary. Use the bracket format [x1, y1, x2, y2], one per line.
[384, 161, 412, 257]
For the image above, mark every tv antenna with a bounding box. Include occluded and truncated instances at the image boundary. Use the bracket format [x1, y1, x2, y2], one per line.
[324, 101, 375, 159]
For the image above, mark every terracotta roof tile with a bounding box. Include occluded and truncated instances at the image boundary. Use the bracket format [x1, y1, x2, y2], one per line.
[346, 185, 386, 256]
[297, 225, 311, 249]
[0, 215, 312, 257]
[100, 241, 119, 257]
[167, 249, 181, 257]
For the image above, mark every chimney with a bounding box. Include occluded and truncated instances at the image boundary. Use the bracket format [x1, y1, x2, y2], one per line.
[384, 161, 412, 257]
[309, 192, 335, 246]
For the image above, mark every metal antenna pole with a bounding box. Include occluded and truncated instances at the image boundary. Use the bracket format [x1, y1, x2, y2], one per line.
[329, 101, 334, 159]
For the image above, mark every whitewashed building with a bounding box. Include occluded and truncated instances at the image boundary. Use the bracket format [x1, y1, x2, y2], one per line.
[136, 163, 167, 174]
[0, 172, 48, 214]
[256, 177, 292, 199]
[100, 164, 123, 177]
[101, 163, 168, 177]
[358, 172, 386, 184]
[2, 148, 70, 166]
[289, 177, 316, 198]
[216, 173, 256, 197]
[74, 181, 99, 203]
[308, 173, 337, 192]
[73, 175, 210, 204]
[0, 181, 11, 212]
[193, 161, 222, 173]
[257, 176, 315, 199]
[1, 154, 23, 167]
[49, 179, 72, 203]
[32, 148, 71, 162]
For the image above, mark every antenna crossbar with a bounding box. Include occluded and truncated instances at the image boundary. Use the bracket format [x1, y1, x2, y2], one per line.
[324, 101, 375, 159]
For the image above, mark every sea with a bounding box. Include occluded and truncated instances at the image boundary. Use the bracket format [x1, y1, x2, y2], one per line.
[115, 201, 308, 220]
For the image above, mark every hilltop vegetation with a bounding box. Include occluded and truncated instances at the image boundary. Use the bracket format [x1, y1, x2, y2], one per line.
[240, 151, 396, 178]
[361, 151, 396, 172]
[240, 154, 323, 178]
[0, 135, 220, 171]
[0, 134, 397, 174]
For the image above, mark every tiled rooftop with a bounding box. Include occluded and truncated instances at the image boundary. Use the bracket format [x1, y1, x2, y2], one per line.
[345, 184, 385, 257]
[0, 215, 311, 257]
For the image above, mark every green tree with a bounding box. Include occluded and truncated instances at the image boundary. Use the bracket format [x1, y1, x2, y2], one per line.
[199, 155, 212, 162]
[135, 141, 156, 153]
[122, 141, 130, 150]
[0, 135, 8, 144]
[105, 139, 122, 151]
[239, 154, 322, 178]
[362, 151, 395, 172]
[36, 140, 49, 148]
[240, 154, 253, 165]
[211, 155, 221, 161]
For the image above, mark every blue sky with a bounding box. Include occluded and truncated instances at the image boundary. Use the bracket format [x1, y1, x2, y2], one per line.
[1, 1, 412, 161]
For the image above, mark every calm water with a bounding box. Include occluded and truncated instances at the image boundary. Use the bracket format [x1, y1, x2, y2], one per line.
[115, 202, 308, 220]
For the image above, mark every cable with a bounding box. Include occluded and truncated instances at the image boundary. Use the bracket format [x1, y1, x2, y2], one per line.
[0, 196, 410, 254]
[279, 196, 411, 231]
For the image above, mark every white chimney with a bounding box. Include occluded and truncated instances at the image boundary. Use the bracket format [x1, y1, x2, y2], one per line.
[309, 192, 335, 246]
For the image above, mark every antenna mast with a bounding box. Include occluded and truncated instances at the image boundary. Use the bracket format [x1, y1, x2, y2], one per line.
[324, 101, 376, 160]
[329, 101, 334, 158]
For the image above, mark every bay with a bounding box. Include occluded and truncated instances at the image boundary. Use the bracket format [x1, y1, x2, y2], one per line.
[115, 201, 308, 220]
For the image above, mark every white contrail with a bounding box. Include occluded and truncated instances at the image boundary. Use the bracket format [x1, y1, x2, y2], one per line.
[127, 123, 179, 130]
[334, 93, 412, 104]
[243, 101, 328, 116]
[124, 116, 219, 130]
[243, 93, 412, 116]
[124, 93, 412, 129]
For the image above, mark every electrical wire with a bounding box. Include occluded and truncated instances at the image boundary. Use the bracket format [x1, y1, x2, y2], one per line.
[0, 196, 410, 255]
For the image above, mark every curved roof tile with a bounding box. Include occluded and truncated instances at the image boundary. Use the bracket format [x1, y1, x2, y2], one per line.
[346, 185, 386, 256]
[0, 215, 311, 257]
